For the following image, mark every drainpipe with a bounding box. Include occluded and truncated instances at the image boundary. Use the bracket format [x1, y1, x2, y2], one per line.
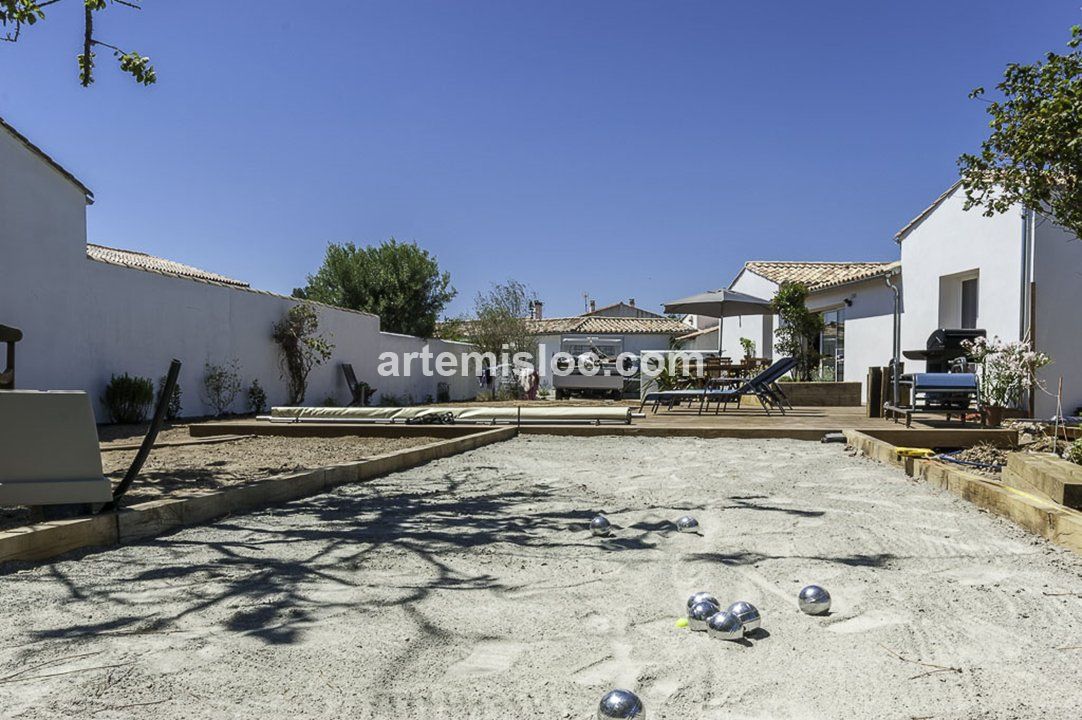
[1019, 207, 1034, 343]
[885, 272, 901, 410]
[1019, 207, 1036, 414]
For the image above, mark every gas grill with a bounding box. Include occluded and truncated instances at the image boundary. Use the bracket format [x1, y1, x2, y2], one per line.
[903, 328, 986, 373]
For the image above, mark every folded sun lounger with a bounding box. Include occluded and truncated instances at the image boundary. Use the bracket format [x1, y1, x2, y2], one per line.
[640, 357, 797, 416]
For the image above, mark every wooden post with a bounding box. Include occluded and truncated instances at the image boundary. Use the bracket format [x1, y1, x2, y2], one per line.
[866, 367, 882, 418]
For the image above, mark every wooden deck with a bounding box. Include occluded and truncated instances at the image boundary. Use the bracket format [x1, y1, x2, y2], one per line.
[190, 405, 1015, 445]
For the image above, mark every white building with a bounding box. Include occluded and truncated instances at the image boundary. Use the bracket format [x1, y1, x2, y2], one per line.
[895, 180, 1082, 418]
[0, 117, 477, 418]
[583, 299, 664, 319]
[529, 314, 689, 391]
[677, 261, 900, 400]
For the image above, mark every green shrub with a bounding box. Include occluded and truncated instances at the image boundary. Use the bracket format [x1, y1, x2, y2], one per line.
[272, 304, 334, 405]
[1066, 439, 1082, 466]
[201, 359, 242, 417]
[102, 373, 154, 424]
[247, 379, 268, 414]
[157, 375, 182, 420]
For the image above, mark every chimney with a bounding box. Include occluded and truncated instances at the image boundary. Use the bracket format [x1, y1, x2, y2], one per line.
[532, 301, 543, 320]
[628, 298, 635, 307]
[589, 299, 596, 313]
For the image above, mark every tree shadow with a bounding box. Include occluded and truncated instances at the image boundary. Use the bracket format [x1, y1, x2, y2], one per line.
[725, 497, 826, 518]
[17, 471, 681, 648]
[687, 551, 897, 568]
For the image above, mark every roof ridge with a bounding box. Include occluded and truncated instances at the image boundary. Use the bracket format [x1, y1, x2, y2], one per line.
[0, 115, 94, 201]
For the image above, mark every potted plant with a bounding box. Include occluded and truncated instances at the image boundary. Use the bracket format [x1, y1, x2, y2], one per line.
[962, 336, 1051, 427]
[739, 337, 756, 361]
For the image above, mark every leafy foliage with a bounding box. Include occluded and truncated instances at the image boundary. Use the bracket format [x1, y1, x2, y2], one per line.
[157, 374, 182, 420]
[771, 282, 823, 381]
[739, 337, 756, 359]
[1, 0, 156, 87]
[1066, 438, 1082, 466]
[962, 336, 1051, 408]
[201, 359, 242, 417]
[959, 26, 1082, 236]
[299, 239, 455, 338]
[247, 378, 268, 414]
[469, 280, 537, 358]
[101, 372, 154, 424]
[272, 304, 334, 405]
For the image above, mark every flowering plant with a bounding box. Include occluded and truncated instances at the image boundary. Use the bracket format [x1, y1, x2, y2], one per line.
[962, 336, 1051, 408]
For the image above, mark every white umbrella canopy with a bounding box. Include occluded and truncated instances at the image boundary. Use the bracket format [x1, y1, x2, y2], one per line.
[664, 289, 774, 354]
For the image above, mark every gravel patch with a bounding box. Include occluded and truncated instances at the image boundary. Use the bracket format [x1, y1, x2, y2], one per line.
[2, 436, 1082, 719]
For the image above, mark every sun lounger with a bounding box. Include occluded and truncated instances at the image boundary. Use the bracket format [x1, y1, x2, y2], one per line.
[0, 324, 21, 390]
[885, 372, 980, 428]
[342, 363, 375, 406]
[640, 357, 797, 415]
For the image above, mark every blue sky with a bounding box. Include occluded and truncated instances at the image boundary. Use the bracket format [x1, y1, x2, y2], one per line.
[2, 1, 1079, 318]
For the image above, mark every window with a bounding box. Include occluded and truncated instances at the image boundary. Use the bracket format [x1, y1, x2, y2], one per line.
[961, 278, 979, 329]
[938, 270, 980, 329]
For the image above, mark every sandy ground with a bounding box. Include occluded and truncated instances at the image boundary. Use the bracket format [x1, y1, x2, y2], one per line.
[98, 434, 442, 504]
[2, 436, 1082, 719]
[0, 431, 440, 530]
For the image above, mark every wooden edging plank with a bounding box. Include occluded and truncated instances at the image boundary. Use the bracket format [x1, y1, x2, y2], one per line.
[0, 427, 517, 566]
[845, 430, 1082, 555]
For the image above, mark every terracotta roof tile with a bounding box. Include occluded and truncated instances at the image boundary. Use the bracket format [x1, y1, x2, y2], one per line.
[744, 261, 900, 291]
[87, 243, 249, 287]
[527, 316, 689, 335]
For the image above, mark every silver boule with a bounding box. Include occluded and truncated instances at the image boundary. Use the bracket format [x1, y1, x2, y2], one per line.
[726, 600, 761, 633]
[798, 585, 831, 615]
[590, 515, 612, 537]
[675, 515, 699, 533]
[707, 610, 744, 640]
[687, 600, 721, 631]
[598, 689, 645, 719]
[686, 591, 719, 611]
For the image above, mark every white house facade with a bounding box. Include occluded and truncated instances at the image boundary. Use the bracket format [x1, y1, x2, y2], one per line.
[896, 180, 1082, 418]
[680, 261, 900, 401]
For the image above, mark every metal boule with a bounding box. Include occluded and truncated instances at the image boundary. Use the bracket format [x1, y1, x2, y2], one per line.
[598, 689, 645, 719]
[798, 585, 831, 615]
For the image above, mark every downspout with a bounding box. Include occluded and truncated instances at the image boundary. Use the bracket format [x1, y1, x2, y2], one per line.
[885, 272, 901, 410]
[1019, 207, 1034, 342]
[1019, 207, 1036, 413]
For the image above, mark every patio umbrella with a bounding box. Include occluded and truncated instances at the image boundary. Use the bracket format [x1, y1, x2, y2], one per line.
[664, 289, 773, 354]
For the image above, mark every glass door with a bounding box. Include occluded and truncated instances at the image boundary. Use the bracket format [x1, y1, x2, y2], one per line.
[819, 309, 845, 381]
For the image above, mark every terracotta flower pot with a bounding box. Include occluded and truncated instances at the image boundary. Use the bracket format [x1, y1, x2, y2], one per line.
[984, 405, 1006, 428]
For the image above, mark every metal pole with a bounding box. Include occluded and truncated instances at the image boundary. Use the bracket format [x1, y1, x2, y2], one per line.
[885, 274, 901, 409]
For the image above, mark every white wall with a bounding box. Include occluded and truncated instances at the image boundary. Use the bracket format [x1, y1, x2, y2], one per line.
[806, 276, 900, 401]
[678, 329, 720, 352]
[899, 185, 1023, 368]
[0, 125, 476, 419]
[374, 333, 479, 404]
[1033, 217, 1082, 417]
[724, 269, 778, 359]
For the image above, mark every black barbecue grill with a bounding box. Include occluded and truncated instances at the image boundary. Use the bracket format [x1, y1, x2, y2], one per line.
[903, 328, 986, 373]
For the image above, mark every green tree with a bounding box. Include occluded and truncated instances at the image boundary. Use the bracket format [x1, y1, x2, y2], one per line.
[300, 239, 455, 338]
[470, 280, 537, 358]
[959, 25, 1082, 237]
[1, 1, 156, 86]
[771, 282, 823, 382]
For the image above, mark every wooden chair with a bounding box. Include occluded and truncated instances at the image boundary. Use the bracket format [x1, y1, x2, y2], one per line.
[342, 363, 376, 406]
[0, 324, 21, 390]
